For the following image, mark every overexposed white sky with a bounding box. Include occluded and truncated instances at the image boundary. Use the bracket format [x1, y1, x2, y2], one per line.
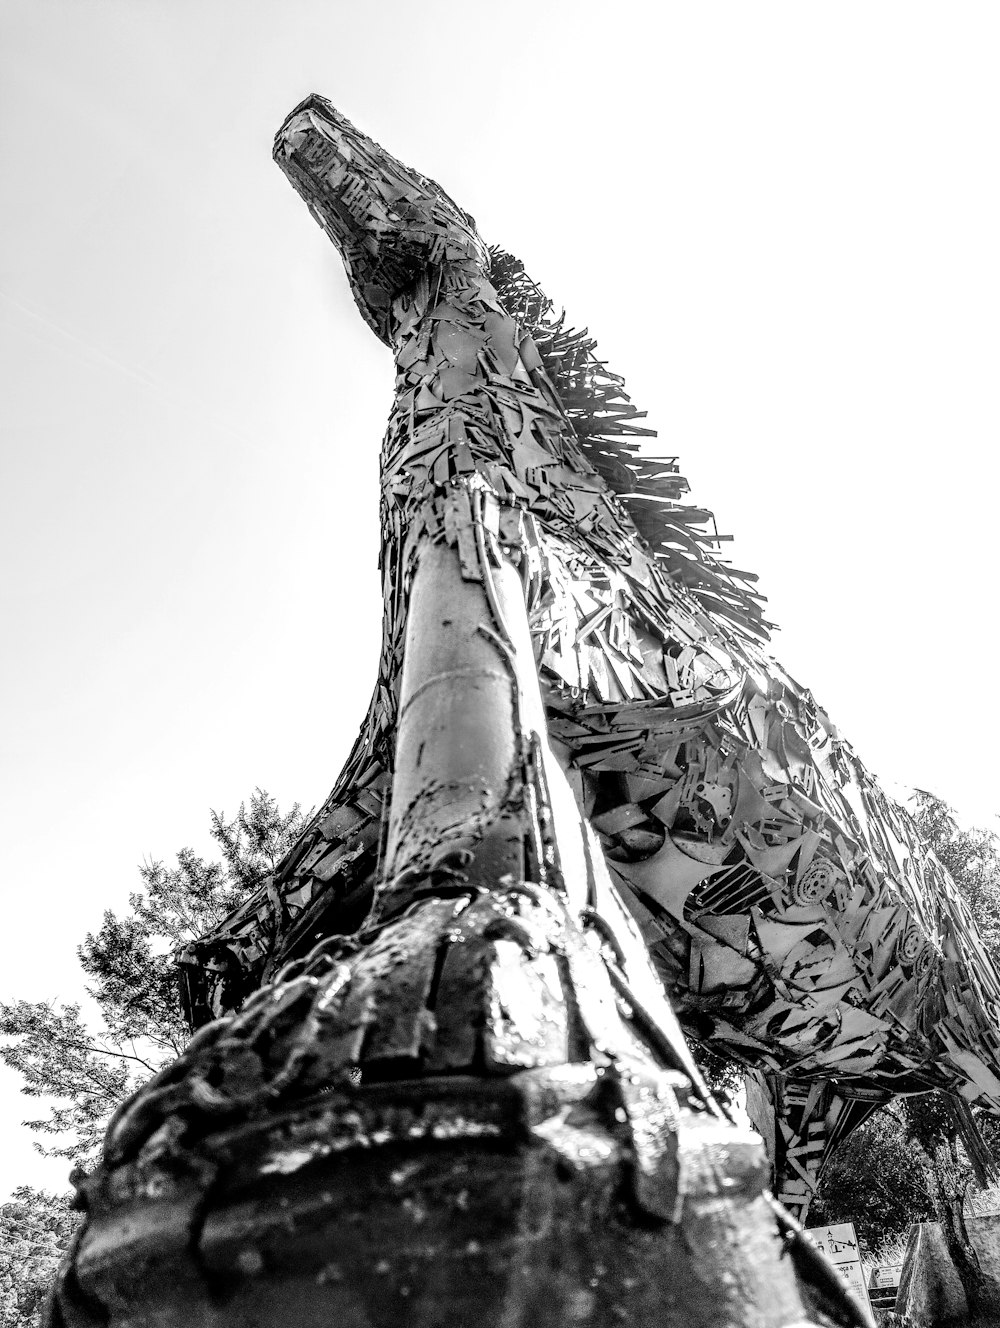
[2, 1, 998, 1198]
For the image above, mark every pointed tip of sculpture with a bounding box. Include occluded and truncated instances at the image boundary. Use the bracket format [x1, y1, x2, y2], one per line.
[274, 93, 349, 159]
[282, 91, 336, 122]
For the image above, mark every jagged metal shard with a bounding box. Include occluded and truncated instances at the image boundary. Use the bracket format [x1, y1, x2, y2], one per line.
[50, 95, 993, 1327]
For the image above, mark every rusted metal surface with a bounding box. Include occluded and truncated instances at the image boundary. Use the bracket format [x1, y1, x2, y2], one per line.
[57, 1073, 865, 1328]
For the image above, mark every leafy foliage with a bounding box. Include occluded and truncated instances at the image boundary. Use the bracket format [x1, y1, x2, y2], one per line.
[0, 789, 304, 1169]
[210, 791, 305, 893]
[910, 790, 1000, 967]
[814, 791, 1000, 1300]
[696, 1042, 743, 1100]
[0, 1188, 77, 1328]
[0, 1002, 134, 1167]
[0, 790, 305, 1322]
[811, 1103, 935, 1253]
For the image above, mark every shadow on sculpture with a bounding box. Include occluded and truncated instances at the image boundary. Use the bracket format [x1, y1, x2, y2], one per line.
[47, 95, 1000, 1327]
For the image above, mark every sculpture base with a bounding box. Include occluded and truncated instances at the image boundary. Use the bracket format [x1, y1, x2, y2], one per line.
[52, 1070, 867, 1328]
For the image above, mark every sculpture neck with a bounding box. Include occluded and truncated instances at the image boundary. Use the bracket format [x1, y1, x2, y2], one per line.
[380, 262, 583, 523]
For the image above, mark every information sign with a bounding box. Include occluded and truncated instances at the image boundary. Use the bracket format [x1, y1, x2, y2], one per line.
[807, 1222, 874, 1317]
[870, 1262, 903, 1290]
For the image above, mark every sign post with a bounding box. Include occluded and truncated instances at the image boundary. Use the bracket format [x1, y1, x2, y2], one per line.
[867, 1262, 903, 1316]
[807, 1222, 875, 1320]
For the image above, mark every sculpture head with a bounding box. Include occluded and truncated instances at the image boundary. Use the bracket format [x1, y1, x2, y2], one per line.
[274, 95, 489, 344]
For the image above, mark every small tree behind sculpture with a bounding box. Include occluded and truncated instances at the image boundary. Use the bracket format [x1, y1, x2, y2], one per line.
[1, 790, 305, 1169]
[812, 794, 1000, 1319]
[901, 1094, 1000, 1319]
[906, 795, 1000, 1319]
[0, 1189, 77, 1328]
[810, 1103, 936, 1252]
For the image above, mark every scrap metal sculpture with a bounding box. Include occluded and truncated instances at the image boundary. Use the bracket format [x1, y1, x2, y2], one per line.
[47, 96, 1000, 1326]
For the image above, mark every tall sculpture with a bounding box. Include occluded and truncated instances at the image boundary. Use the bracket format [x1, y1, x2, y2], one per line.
[181, 100, 1000, 1219]
[47, 95, 999, 1326]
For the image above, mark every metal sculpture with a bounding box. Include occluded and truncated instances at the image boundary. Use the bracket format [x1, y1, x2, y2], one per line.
[48, 95, 998, 1325]
[177, 101, 1000, 1222]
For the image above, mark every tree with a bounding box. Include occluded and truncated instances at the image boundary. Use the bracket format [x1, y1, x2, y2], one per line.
[0, 790, 305, 1326]
[814, 793, 1000, 1318]
[910, 791, 1000, 967]
[810, 1102, 936, 1254]
[907, 793, 1000, 1319]
[0, 1189, 77, 1328]
[898, 1092, 1000, 1321]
